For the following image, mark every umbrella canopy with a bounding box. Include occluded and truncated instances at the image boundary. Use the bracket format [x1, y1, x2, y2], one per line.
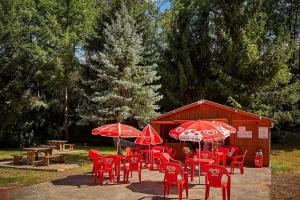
[135, 124, 163, 145]
[92, 123, 141, 138]
[169, 120, 230, 142]
[92, 123, 141, 153]
[211, 121, 236, 134]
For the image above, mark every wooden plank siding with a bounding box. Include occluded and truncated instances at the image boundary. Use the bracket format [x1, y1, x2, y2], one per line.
[151, 99, 274, 167]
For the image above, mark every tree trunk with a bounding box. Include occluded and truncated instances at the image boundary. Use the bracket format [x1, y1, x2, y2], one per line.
[64, 85, 69, 140]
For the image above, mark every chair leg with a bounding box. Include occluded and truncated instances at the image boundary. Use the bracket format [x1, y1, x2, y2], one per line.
[227, 184, 231, 200]
[123, 169, 126, 182]
[99, 172, 103, 186]
[222, 186, 226, 200]
[185, 181, 188, 198]
[191, 163, 194, 182]
[178, 183, 183, 200]
[138, 170, 141, 182]
[240, 164, 244, 174]
[93, 170, 97, 183]
[164, 182, 167, 198]
[230, 163, 235, 173]
[205, 185, 210, 200]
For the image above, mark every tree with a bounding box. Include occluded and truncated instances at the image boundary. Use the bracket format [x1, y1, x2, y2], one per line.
[35, 0, 96, 140]
[78, 4, 162, 125]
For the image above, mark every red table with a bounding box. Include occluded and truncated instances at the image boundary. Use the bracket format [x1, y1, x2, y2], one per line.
[187, 157, 214, 184]
[137, 149, 161, 169]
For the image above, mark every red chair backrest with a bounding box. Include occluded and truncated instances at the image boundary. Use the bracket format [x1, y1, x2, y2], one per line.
[160, 162, 183, 183]
[199, 150, 214, 159]
[160, 153, 171, 163]
[125, 154, 143, 170]
[203, 164, 230, 187]
[152, 146, 164, 152]
[88, 149, 100, 161]
[99, 155, 116, 170]
[227, 145, 240, 157]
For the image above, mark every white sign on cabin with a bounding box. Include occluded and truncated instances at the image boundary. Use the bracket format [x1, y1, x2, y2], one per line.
[237, 130, 252, 138]
[258, 127, 269, 139]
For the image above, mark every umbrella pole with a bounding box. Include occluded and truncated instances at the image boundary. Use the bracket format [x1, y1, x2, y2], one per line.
[198, 141, 201, 184]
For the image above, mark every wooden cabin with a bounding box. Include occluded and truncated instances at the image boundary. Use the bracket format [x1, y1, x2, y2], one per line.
[151, 99, 274, 167]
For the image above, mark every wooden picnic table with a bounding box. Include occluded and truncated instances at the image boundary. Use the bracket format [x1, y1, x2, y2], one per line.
[47, 140, 68, 151]
[23, 147, 52, 165]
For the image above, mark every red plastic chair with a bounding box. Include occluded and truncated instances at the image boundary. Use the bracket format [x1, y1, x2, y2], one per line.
[98, 155, 116, 185]
[198, 150, 214, 159]
[158, 153, 181, 172]
[182, 147, 197, 170]
[160, 162, 189, 200]
[88, 149, 101, 183]
[151, 146, 164, 169]
[227, 145, 240, 159]
[216, 147, 229, 167]
[203, 164, 231, 200]
[124, 154, 144, 183]
[230, 150, 247, 174]
[164, 145, 177, 159]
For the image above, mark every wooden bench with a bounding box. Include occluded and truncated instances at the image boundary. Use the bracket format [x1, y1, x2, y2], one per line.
[11, 154, 26, 164]
[39, 154, 65, 166]
[65, 144, 75, 151]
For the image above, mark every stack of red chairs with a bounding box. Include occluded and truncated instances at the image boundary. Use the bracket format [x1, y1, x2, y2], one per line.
[124, 154, 144, 183]
[203, 164, 231, 200]
[160, 162, 189, 200]
[98, 155, 116, 185]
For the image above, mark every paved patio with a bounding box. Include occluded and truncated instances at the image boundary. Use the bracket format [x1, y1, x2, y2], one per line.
[11, 167, 270, 200]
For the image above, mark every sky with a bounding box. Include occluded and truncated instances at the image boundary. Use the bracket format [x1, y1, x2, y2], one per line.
[159, 0, 172, 12]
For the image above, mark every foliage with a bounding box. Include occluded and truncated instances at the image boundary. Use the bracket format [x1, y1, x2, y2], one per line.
[78, 4, 162, 125]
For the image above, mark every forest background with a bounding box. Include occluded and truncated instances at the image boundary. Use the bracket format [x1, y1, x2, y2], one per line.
[0, 0, 299, 147]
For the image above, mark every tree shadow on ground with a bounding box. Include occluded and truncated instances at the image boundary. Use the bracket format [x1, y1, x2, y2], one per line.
[126, 180, 198, 196]
[51, 173, 104, 187]
[136, 196, 201, 200]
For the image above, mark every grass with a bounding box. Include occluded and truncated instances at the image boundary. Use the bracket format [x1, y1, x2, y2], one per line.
[0, 145, 117, 186]
[271, 131, 300, 173]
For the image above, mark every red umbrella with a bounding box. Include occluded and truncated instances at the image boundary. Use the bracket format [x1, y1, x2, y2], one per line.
[135, 124, 163, 145]
[211, 120, 236, 133]
[92, 123, 141, 153]
[135, 124, 163, 168]
[169, 120, 231, 142]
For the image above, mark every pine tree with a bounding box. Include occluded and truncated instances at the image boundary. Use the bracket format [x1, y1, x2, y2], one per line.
[78, 4, 162, 125]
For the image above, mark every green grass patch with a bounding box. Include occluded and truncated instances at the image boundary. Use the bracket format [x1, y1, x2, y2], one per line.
[271, 131, 300, 173]
[0, 145, 118, 186]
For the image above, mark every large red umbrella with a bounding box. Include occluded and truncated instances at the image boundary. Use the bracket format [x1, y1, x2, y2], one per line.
[169, 120, 231, 142]
[135, 124, 163, 145]
[92, 123, 141, 153]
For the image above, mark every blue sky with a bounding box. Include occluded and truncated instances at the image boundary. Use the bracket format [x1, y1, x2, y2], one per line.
[159, 0, 172, 12]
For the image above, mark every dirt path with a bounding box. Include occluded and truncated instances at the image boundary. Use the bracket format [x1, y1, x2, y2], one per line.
[271, 171, 300, 200]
